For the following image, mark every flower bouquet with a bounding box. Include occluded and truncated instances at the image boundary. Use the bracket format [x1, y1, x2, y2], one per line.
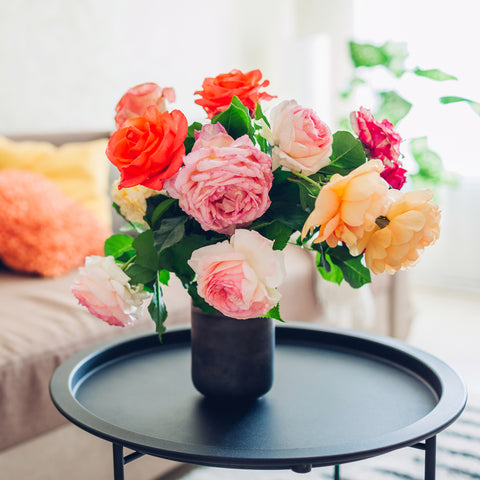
[72, 68, 440, 341]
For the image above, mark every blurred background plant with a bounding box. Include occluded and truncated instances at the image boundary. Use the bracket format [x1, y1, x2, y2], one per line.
[340, 40, 480, 191]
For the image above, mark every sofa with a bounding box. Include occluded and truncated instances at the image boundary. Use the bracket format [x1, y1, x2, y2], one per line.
[0, 132, 412, 480]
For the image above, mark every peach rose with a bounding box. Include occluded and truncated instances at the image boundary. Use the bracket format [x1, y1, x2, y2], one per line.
[72, 256, 152, 327]
[194, 69, 275, 118]
[106, 105, 188, 191]
[170, 124, 273, 235]
[263, 100, 333, 175]
[188, 230, 285, 319]
[115, 83, 175, 128]
[111, 179, 159, 226]
[352, 189, 441, 274]
[302, 160, 391, 249]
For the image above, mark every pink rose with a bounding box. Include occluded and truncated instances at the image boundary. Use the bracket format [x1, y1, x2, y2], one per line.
[381, 161, 407, 190]
[115, 83, 175, 128]
[188, 229, 285, 319]
[171, 124, 273, 235]
[263, 100, 333, 175]
[72, 255, 152, 327]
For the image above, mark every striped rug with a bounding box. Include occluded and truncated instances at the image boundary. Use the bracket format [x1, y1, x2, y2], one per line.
[178, 397, 479, 480]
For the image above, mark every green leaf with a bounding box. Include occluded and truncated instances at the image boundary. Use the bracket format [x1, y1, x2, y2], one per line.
[327, 245, 371, 289]
[148, 276, 168, 341]
[440, 96, 480, 116]
[263, 303, 284, 322]
[315, 251, 343, 285]
[375, 91, 412, 126]
[253, 220, 294, 250]
[150, 198, 176, 228]
[212, 96, 255, 140]
[382, 41, 408, 78]
[349, 41, 408, 78]
[153, 217, 187, 254]
[319, 131, 366, 176]
[124, 264, 157, 285]
[158, 269, 170, 286]
[265, 180, 310, 231]
[349, 41, 388, 68]
[409, 136, 457, 188]
[413, 68, 457, 81]
[104, 234, 134, 260]
[184, 121, 203, 154]
[158, 231, 225, 285]
[132, 230, 159, 269]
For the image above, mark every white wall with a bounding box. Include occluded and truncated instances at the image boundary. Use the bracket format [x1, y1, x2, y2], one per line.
[0, 0, 354, 134]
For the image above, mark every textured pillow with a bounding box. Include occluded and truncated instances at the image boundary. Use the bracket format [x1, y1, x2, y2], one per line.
[0, 136, 111, 229]
[0, 169, 110, 277]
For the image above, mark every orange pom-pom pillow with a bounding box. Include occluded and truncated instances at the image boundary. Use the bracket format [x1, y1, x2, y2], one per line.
[0, 169, 110, 277]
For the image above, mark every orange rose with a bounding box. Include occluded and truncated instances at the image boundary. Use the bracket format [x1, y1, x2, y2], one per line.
[194, 69, 275, 118]
[302, 160, 390, 249]
[353, 189, 441, 275]
[106, 105, 188, 190]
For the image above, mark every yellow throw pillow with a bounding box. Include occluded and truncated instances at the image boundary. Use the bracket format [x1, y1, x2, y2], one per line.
[0, 136, 111, 229]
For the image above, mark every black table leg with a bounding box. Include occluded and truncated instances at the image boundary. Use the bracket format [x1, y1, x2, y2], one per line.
[113, 443, 125, 480]
[334, 464, 340, 480]
[424, 436, 436, 480]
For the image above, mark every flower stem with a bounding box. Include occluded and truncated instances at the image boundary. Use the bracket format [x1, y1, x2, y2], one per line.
[121, 255, 137, 272]
[289, 170, 323, 189]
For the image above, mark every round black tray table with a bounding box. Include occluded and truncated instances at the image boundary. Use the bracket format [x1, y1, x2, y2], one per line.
[50, 324, 467, 480]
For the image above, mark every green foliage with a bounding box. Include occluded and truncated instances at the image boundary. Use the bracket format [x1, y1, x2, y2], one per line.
[409, 137, 458, 188]
[148, 274, 168, 341]
[264, 303, 283, 322]
[312, 242, 371, 289]
[185, 122, 203, 154]
[414, 68, 457, 82]
[349, 41, 408, 77]
[319, 131, 366, 176]
[376, 91, 412, 126]
[104, 234, 134, 261]
[212, 96, 255, 141]
[440, 96, 480, 116]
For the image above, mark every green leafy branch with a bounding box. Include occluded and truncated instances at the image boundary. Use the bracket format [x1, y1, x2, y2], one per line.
[342, 40, 480, 190]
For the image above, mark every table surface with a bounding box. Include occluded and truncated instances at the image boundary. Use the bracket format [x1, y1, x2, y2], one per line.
[50, 323, 467, 470]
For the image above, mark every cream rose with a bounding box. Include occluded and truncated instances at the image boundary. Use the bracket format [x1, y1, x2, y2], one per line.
[111, 179, 159, 226]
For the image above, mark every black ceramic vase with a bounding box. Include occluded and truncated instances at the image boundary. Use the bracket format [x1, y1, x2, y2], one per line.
[190, 306, 275, 401]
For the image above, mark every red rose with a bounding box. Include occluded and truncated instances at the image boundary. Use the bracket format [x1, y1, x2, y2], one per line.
[106, 106, 188, 190]
[194, 69, 275, 118]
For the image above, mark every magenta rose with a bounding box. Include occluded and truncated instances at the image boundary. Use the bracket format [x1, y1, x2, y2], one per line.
[188, 229, 285, 319]
[350, 107, 406, 188]
[350, 107, 402, 164]
[263, 100, 333, 175]
[115, 82, 175, 128]
[170, 124, 273, 235]
[381, 161, 407, 190]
